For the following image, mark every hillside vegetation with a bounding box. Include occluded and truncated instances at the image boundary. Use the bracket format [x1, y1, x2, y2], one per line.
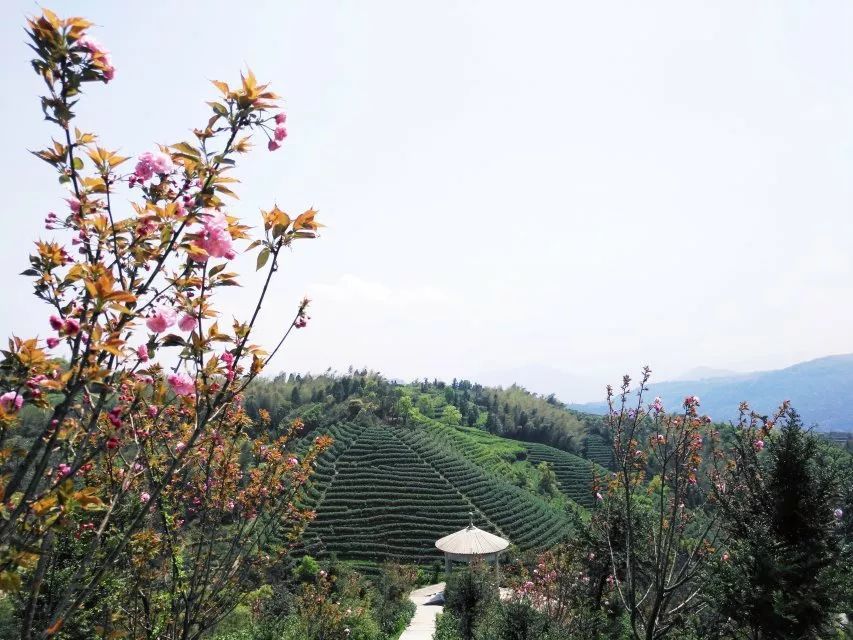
[245, 372, 608, 567]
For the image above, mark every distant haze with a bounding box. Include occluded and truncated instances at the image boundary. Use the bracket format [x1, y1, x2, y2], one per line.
[569, 354, 853, 432]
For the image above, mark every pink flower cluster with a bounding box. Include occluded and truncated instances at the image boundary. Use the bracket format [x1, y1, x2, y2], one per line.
[167, 373, 195, 397]
[145, 308, 199, 334]
[178, 313, 196, 332]
[192, 210, 236, 261]
[133, 151, 175, 183]
[77, 36, 115, 82]
[146, 306, 177, 333]
[49, 314, 80, 336]
[268, 112, 288, 151]
[0, 392, 24, 413]
[221, 351, 235, 382]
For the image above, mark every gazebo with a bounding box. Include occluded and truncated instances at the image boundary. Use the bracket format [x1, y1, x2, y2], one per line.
[435, 512, 509, 579]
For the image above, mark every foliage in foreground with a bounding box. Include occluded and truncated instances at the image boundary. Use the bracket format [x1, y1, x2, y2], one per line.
[205, 559, 416, 640]
[1, 8, 327, 639]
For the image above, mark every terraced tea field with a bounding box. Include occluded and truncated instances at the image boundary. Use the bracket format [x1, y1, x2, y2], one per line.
[300, 421, 572, 565]
[523, 442, 603, 508]
[583, 433, 615, 469]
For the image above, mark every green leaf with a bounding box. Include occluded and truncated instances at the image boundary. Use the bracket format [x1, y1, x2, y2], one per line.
[256, 248, 270, 271]
[72, 157, 84, 170]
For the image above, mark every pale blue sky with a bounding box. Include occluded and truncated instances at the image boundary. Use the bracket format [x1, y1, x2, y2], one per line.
[2, 1, 853, 401]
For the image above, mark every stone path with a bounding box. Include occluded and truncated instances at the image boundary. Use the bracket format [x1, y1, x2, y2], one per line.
[399, 582, 445, 640]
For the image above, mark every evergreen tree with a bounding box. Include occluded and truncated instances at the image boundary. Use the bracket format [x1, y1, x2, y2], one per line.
[710, 408, 849, 639]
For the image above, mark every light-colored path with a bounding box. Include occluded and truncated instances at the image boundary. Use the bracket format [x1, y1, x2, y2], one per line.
[399, 582, 445, 640]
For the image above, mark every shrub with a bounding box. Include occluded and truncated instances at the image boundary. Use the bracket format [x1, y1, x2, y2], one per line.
[444, 564, 499, 640]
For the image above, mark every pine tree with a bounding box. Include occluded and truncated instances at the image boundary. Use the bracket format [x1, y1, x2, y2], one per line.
[710, 408, 848, 639]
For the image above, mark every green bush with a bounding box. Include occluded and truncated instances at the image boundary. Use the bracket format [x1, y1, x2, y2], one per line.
[433, 612, 463, 640]
[444, 565, 499, 640]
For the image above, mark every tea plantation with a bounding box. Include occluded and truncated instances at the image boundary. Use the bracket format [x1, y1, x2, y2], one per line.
[523, 442, 603, 508]
[300, 420, 575, 565]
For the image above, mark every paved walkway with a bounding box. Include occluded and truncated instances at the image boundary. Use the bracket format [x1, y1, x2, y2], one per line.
[400, 582, 445, 640]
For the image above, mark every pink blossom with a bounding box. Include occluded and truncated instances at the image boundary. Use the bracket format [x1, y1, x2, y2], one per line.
[46, 337, 60, 349]
[722, 552, 730, 562]
[140, 492, 151, 504]
[77, 36, 106, 55]
[134, 151, 174, 182]
[102, 62, 115, 82]
[147, 405, 158, 418]
[146, 306, 177, 333]
[49, 315, 64, 330]
[64, 318, 80, 335]
[191, 210, 236, 261]
[137, 344, 149, 361]
[652, 396, 663, 412]
[754, 439, 765, 452]
[175, 442, 186, 453]
[595, 492, 604, 502]
[221, 351, 236, 381]
[834, 508, 843, 519]
[57, 463, 72, 477]
[178, 313, 196, 332]
[274, 125, 287, 141]
[267, 139, 281, 152]
[684, 395, 700, 408]
[275, 112, 287, 125]
[0, 392, 24, 412]
[287, 457, 298, 466]
[67, 197, 81, 213]
[108, 406, 123, 428]
[167, 373, 195, 397]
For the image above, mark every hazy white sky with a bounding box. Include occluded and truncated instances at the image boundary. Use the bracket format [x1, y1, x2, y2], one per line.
[2, 1, 853, 400]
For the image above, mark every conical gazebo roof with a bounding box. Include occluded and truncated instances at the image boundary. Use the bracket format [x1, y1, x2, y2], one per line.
[435, 514, 509, 561]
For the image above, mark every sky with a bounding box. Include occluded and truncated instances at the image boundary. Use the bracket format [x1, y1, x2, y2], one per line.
[2, 1, 853, 402]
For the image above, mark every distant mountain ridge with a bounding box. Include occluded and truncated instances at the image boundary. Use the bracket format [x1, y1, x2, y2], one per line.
[569, 354, 853, 431]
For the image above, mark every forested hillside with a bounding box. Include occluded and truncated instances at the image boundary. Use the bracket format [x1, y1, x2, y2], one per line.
[244, 371, 606, 457]
[243, 371, 607, 568]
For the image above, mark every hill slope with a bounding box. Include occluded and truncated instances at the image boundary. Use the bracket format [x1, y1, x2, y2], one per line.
[299, 418, 592, 566]
[570, 354, 853, 431]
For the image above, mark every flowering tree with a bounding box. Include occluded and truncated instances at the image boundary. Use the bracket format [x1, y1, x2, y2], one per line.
[594, 368, 722, 640]
[511, 544, 613, 636]
[1, 10, 328, 638]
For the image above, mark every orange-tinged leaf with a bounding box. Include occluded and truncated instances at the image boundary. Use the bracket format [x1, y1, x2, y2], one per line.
[211, 80, 230, 96]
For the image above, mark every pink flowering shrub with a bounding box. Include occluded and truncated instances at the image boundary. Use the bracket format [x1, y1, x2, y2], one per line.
[509, 545, 613, 634]
[0, 9, 327, 638]
[591, 367, 724, 640]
